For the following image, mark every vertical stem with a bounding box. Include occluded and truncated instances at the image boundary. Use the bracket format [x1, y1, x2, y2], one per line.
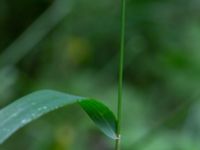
[115, 0, 126, 149]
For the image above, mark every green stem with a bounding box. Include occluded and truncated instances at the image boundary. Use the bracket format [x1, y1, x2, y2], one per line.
[115, 0, 126, 149]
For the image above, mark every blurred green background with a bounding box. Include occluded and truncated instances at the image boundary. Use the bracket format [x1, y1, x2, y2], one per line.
[1, 0, 200, 149]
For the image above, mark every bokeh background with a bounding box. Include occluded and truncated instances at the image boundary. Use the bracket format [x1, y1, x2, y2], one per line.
[1, 0, 200, 149]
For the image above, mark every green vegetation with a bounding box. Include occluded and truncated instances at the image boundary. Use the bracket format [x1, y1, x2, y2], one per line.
[116, 0, 126, 149]
[0, 0, 126, 149]
[0, 90, 117, 143]
[1, 0, 200, 149]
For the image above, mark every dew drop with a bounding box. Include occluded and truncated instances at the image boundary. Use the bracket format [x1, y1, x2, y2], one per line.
[21, 118, 31, 124]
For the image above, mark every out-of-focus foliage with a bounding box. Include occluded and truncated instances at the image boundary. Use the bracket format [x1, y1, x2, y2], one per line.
[1, 0, 200, 149]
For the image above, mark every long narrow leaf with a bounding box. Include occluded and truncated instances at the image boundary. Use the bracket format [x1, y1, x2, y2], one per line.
[0, 90, 117, 144]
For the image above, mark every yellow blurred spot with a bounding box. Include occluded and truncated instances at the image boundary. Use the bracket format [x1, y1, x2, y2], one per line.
[53, 125, 75, 150]
[65, 37, 92, 66]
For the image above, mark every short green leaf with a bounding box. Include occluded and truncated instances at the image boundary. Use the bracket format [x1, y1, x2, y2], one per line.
[79, 99, 117, 140]
[0, 90, 117, 144]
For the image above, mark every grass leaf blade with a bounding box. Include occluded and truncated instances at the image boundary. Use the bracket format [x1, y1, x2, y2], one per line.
[0, 89, 117, 144]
